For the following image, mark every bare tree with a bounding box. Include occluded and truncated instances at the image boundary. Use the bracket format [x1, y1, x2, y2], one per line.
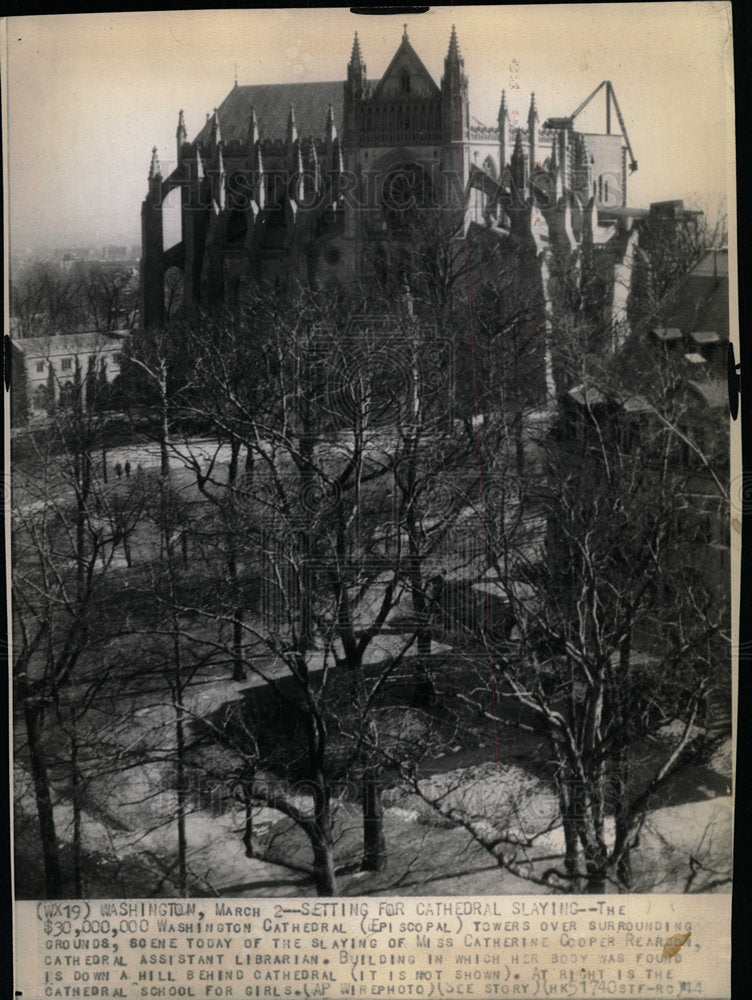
[12, 381, 148, 896]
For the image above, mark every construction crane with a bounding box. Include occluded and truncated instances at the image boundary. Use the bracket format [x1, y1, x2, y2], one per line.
[543, 81, 638, 174]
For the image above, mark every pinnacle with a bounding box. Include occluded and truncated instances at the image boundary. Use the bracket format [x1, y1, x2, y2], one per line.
[528, 92, 539, 120]
[148, 146, 161, 180]
[350, 30, 363, 65]
[249, 106, 260, 143]
[211, 108, 222, 144]
[307, 135, 319, 169]
[447, 24, 460, 58]
[287, 105, 298, 142]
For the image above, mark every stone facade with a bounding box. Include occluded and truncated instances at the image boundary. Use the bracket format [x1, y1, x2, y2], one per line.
[14, 330, 126, 414]
[140, 26, 640, 335]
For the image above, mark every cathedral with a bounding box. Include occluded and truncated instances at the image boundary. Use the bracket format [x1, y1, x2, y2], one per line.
[140, 25, 640, 338]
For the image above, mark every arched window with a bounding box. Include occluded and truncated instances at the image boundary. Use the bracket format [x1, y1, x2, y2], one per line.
[604, 179, 609, 203]
[401, 70, 410, 94]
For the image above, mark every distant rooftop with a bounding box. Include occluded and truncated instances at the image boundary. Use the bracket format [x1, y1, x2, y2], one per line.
[650, 327, 683, 342]
[15, 331, 126, 356]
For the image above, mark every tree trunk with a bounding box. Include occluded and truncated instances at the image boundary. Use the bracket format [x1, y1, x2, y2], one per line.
[304, 705, 336, 895]
[232, 609, 245, 681]
[514, 409, 525, 477]
[173, 643, 188, 897]
[24, 701, 63, 898]
[407, 551, 435, 705]
[563, 815, 580, 886]
[228, 438, 246, 680]
[310, 777, 337, 895]
[71, 727, 83, 898]
[311, 827, 338, 896]
[361, 769, 387, 871]
[175, 701, 188, 895]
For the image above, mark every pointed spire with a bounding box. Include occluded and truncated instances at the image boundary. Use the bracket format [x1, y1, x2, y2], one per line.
[350, 30, 364, 67]
[403, 23, 408, 39]
[447, 23, 460, 60]
[527, 93, 539, 171]
[442, 22, 467, 139]
[176, 109, 187, 162]
[499, 89, 508, 123]
[307, 135, 319, 171]
[306, 135, 320, 196]
[216, 143, 226, 211]
[511, 129, 527, 192]
[249, 106, 260, 146]
[325, 103, 337, 138]
[287, 105, 298, 146]
[148, 146, 161, 181]
[210, 108, 222, 145]
[498, 90, 510, 172]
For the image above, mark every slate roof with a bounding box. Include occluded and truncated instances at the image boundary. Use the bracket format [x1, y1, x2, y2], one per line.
[690, 248, 728, 278]
[193, 81, 349, 146]
[654, 248, 730, 342]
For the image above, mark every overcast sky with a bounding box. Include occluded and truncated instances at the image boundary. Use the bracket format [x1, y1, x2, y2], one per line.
[3, 3, 734, 255]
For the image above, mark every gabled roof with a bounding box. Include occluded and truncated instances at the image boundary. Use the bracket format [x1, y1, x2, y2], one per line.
[653, 248, 730, 342]
[193, 81, 347, 146]
[371, 32, 440, 98]
[691, 248, 728, 278]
